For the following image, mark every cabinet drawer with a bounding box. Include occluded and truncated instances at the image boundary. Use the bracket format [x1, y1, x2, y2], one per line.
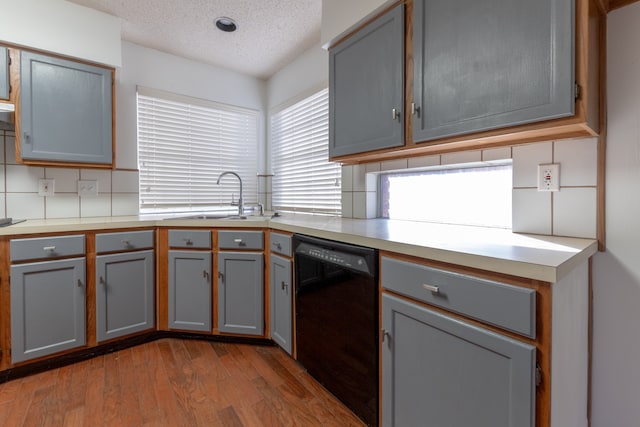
[218, 230, 264, 250]
[169, 230, 211, 249]
[269, 232, 291, 257]
[96, 230, 154, 253]
[381, 256, 536, 338]
[10, 235, 85, 262]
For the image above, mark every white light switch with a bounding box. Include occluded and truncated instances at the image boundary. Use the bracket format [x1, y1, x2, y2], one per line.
[78, 180, 99, 197]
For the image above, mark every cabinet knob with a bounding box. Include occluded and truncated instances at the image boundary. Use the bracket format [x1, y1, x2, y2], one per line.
[43, 246, 56, 252]
[23, 132, 31, 143]
[411, 102, 421, 117]
[281, 281, 288, 291]
[218, 271, 224, 282]
[274, 242, 282, 250]
[121, 239, 131, 247]
[77, 279, 83, 288]
[203, 270, 209, 280]
[99, 276, 105, 285]
[392, 108, 401, 121]
[381, 329, 391, 343]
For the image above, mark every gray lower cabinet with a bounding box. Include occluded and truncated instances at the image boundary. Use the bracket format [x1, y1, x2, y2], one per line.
[412, 0, 574, 142]
[329, 3, 404, 158]
[0, 46, 8, 100]
[95, 250, 155, 342]
[20, 50, 113, 165]
[10, 258, 86, 363]
[269, 254, 292, 354]
[168, 250, 212, 332]
[382, 293, 535, 427]
[218, 252, 264, 336]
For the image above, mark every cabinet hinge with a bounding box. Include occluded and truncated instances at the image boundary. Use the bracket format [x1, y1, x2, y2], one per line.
[574, 83, 581, 101]
[535, 363, 542, 387]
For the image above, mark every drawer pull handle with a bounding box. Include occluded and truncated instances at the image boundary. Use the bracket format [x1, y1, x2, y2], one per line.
[203, 270, 209, 280]
[77, 279, 83, 288]
[422, 284, 440, 294]
[43, 246, 56, 252]
[183, 238, 193, 245]
[381, 329, 391, 343]
[274, 242, 282, 250]
[281, 281, 288, 291]
[233, 238, 243, 243]
[99, 276, 105, 285]
[121, 239, 131, 246]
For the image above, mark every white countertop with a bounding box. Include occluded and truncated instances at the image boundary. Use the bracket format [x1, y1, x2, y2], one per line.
[0, 214, 598, 283]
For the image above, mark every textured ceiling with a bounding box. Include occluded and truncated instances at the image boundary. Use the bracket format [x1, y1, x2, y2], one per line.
[67, 0, 322, 80]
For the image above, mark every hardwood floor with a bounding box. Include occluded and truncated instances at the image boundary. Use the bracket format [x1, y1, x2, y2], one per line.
[0, 339, 365, 426]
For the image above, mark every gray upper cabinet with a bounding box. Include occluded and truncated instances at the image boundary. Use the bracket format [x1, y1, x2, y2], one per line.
[412, 0, 574, 142]
[382, 293, 535, 427]
[96, 250, 155, 342]
[168, 250, 212, 332]
[218, 252, 264, 336]
[0, 46, 9, 100]
[10, 257, 86, 363]
[20, 50, 113, 165]
[269, 253, 292, 354]
[329, 4, 404, 158]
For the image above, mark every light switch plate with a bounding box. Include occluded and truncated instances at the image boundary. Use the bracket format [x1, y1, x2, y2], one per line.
[38, 179, 55, 197]
[78, 180, 99, 197]
[538, 163, 560, 192]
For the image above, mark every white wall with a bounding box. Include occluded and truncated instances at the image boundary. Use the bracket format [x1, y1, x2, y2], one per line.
[321, 0, 391, 48]
[116, 41, 267, 171]
[591, 4, 640, 426]
[0, 0, 121, 67]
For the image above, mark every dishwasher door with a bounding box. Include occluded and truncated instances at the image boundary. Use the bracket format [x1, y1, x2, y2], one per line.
[293, 234, 379, 426]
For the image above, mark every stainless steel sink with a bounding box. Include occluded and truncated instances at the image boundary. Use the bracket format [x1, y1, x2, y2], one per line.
[168, 214, 247, 220]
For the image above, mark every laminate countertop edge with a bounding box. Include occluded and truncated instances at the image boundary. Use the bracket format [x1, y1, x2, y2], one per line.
[0, 214, 598, 283]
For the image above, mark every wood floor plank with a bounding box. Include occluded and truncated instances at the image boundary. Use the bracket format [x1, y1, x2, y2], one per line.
[0, 339, 366, 427]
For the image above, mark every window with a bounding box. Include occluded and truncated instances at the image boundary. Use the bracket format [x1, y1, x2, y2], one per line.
[271, 88, 341, 215]
[137, 87, 258, 213]
[381, 163, 512, 228]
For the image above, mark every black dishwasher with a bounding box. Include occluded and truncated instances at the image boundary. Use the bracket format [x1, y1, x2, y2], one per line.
[293, 234, 378, 426]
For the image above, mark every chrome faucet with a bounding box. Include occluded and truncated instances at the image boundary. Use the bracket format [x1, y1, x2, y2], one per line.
[216, 171, 243, 216]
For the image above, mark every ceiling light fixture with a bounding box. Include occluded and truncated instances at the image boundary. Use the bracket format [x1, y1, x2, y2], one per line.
[215, 17, 237, 33]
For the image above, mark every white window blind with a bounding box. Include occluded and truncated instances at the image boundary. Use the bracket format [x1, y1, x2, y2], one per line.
[137, 87, 258, 213]
[271, 88, 341, 215]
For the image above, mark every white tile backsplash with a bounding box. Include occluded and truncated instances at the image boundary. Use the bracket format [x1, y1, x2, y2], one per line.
[353, 192, 367, 219]
[0, 194, 5, 218]
[341, 192, 353, 218]
[5, 165, 43, 192]
[45, 168, 80, 193]
[80, 169, 112, 193]
[112, 170, 140, 193]
[80, 194, 112, 217]
[341, 165, 353, 192]
[6, 193, 45, 219]
[408, 154, 440, 169]
[111, 193, 139, 216]
[441, 150, 482, 165]
[553, 188, 597, 238]
[4, 135, 16, 165]
[352, 165, 367, 191]
[512, 142, 553, 188]
[46, 194, 80, 218]
[512, 188, 552, 234]
[380, 158, 408, 171]
[554, 137, 598, 187]
[482, 147, 512, 162]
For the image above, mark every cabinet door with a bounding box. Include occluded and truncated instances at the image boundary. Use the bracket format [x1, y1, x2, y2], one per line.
[329, 4, 404, 158]
[0, 46, 8, 100]
[168, 250, 212, 332]
[20, 51, 113, 165]
[218, 252, 264, 336]
[96, 250, 155, 342]
[382, 294, 535, 427]
[413, 0, 574, 142]
[269, 254, 292, 354]
[10, 258, 86, 363]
